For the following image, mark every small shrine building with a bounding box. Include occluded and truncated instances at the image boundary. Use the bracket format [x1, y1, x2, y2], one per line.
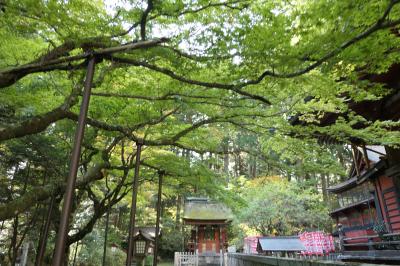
[183, 197, 232, 257]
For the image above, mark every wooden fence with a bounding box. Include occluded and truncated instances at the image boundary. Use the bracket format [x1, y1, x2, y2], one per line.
[174, 252, 198, 266]
[174, 252, 229, 266]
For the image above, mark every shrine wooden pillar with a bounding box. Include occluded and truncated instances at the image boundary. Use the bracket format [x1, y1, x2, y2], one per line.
[218, 226, 222, 254]
[195, 226, 199, 254]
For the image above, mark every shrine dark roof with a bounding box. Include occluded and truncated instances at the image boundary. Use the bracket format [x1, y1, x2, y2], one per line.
[327, 176, 358, 193]
[290, 63, 400, 145]
[133, 227, 160, 238]
[183, 198, 233, 221]
[327, 159, 386, 193]
[258, 236, 305, 252]
[133, 229, 155, 242]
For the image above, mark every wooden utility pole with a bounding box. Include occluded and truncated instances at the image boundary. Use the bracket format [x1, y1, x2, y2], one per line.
[52, 57, 96, 266]
[153, 171, 164, 266]
[126, 143, 143, 266]
[102, 208, 110, 266]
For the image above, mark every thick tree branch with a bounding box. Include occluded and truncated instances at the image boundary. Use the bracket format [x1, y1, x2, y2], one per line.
[107, 55, 272, 105]
[64, 107, 178, 135]
[91, 91, 221, 101]
[0, 136, 124, 221]
[0, 162, 107, 221]
[140, 0, 154, 41]
[177, 0, 249, 15]
[108, 5, 400, 105]
[242, 0, 400, 82]
[0, 84, 81, 141]
[111, 0, 249, 38]
[64, 110, 276, 148]
[0, 78, 180, 143]
[66, 169, 131, 246]
[0, 38, 168, 89]
[91, 91, 252, 108]
[159, 46, 237, 62]
[1, 1, 398, 95]
[1, 0, 397, 99]
[33, 38, 117, 64]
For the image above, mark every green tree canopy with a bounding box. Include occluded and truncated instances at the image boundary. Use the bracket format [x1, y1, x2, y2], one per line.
[236, 176, 330, 237]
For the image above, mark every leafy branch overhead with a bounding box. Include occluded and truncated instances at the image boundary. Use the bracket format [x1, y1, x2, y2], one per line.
[1, 1, 400, 99]
[1, 1, 400, 263]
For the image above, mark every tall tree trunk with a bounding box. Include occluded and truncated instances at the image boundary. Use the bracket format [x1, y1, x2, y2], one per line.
[72, 242, 79, 266]
[321, 174, 328, 202]
[223, 148, 229, 176]
[234, 154, 239, 177]
[252, 155, 257, 178]
[238, 152, 244, 176]
[337, 147, 348, 182]
[304, 172, 311, 182]
[327, 174, 331, 188]
[36, 196, 55, 266]
[175, 194, 182, 228]
[9, 216, 19, 265]
[102, 208, 110, 266]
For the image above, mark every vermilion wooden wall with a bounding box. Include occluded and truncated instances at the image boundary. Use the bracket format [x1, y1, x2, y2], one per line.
[375, 175, 400, 232]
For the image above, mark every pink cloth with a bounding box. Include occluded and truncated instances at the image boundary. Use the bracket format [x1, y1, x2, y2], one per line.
[299, 232, 335, 255]
[244, 236, 260, 254]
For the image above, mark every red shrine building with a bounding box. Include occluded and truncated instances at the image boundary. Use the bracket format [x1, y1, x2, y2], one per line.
[328, 145, 400, 262]
[288, 60, 400, 263]
[183, 197, 232, 264]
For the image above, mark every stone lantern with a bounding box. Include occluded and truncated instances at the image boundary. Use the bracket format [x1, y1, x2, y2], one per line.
[132, 229, 155, 265]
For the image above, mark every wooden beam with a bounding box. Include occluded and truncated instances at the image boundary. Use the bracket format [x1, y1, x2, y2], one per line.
[351, 145, 361, 176]
[362, 145, 371, 169]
